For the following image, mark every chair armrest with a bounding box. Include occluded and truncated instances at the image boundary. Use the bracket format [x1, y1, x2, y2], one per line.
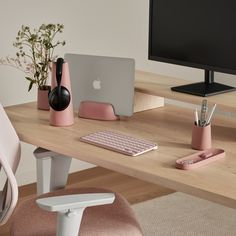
[36, 193, 115, 212]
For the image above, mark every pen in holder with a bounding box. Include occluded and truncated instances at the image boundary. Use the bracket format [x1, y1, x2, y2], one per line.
[191, 123, 211, 150]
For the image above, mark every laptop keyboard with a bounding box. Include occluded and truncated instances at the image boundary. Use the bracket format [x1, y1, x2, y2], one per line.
[80, 130, 158, 156]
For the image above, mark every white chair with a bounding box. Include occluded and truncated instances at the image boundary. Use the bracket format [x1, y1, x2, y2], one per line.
[0, 103, 143, 236]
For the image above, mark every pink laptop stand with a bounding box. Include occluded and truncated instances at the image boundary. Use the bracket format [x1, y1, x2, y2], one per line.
[175, 148, 225, 170]
[78, 101, 118, 121]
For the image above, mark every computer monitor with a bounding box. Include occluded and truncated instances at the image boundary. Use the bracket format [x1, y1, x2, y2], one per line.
[149, 0, 236, 97]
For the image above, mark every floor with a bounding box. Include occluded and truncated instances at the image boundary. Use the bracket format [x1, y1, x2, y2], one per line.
[0, 166, 174, 235]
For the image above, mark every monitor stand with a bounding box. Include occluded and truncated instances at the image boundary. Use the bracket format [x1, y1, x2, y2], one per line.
[78, 101, 118, 120]
[171, 70, 236, 97]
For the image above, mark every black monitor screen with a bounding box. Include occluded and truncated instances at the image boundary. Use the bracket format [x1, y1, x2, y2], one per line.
[149, 0, 236, 75]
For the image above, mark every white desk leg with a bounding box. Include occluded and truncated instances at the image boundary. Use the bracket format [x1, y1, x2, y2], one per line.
[50, 155, 72, 192]
[34, 148, 72, 195]
[36, 156, 51, 195]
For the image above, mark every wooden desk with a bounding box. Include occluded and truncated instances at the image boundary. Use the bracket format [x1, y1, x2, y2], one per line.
[6, 101, 236, 209]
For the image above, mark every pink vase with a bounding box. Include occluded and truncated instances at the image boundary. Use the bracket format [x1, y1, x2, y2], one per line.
[37, 87, 50, 110]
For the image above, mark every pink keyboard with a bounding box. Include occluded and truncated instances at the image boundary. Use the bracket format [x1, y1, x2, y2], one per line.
[80, 130, 158, 156]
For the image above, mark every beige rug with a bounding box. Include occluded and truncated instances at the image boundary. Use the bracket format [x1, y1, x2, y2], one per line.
[132, 192, 236, 236]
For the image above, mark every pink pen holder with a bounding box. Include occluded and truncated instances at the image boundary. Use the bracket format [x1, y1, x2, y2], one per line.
[191, 123, 211, 150]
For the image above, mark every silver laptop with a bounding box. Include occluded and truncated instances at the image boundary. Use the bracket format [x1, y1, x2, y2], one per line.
[64, 53, 135, 116]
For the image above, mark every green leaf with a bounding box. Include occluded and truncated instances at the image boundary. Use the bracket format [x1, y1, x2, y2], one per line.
[25, 77, 33, 82]
[28, 81, 34, 92]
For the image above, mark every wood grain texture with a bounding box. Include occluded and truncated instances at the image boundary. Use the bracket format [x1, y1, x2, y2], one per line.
[133, 91, 164, 113]
[5, 101, 236, 209]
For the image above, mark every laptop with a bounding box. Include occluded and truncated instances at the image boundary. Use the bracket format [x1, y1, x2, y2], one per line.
[64, 53, 135, 116]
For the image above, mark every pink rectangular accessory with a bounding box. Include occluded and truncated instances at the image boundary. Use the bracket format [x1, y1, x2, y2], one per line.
[175, 148, 225, 170]
[80, 130, 158, 156]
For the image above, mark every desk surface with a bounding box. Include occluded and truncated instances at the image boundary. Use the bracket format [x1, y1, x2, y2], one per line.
[6, 102, 236, 208]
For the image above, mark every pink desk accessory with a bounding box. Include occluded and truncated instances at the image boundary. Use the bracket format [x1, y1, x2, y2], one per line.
[175, 148, 225, 170]
[78, 101, 118, 121]
[191, 101, 217, 150]
[49, 60, 74, 127]
[80, 130, 158, 156]
[191, 123, 211, 150]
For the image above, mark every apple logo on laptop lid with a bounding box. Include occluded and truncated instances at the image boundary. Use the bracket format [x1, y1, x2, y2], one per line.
[93, 77, 101, 90]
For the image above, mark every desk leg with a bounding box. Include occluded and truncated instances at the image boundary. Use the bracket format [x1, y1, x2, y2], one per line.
[50, 155, 72, 191]
[34, 147, 72, 195]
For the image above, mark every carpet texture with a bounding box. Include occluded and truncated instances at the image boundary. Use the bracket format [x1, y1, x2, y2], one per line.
[132, 192, 236, 236]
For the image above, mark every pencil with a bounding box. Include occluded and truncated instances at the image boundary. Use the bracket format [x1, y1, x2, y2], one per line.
[206, 104, 217, 125]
